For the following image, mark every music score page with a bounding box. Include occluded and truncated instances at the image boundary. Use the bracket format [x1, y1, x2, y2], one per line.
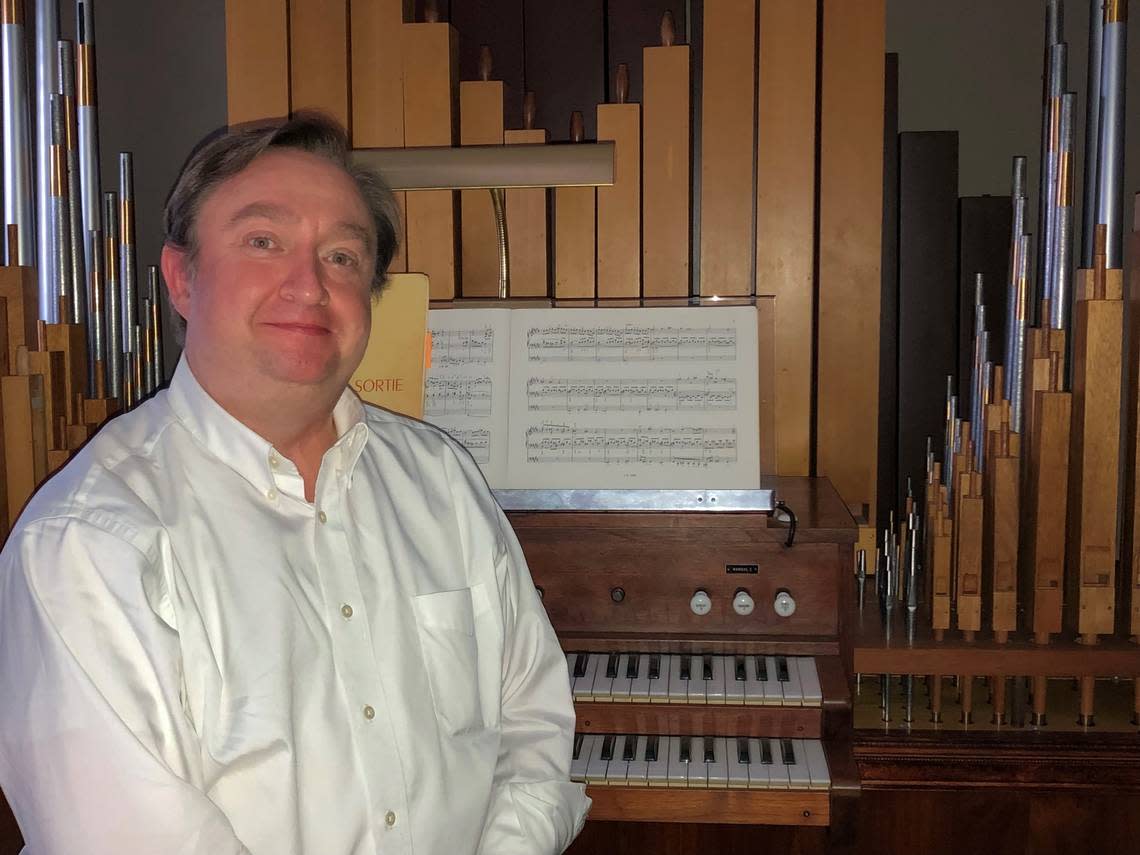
[426, 305, 760, 489]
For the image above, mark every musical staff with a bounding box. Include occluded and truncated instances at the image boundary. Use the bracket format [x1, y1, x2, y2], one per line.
[527, 373, 736, 413]
[431, 326, 495, 366]
[526, 325, 737, 363]
[425, 376, 492, 417]
[443, 428, 491, 464]
[525, 424, 738, 467]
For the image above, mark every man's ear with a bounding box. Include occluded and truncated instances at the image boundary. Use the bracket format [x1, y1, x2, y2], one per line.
[161, 244, 192, 321]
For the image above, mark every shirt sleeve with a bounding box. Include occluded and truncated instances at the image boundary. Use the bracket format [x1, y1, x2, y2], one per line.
[0, 516, 251, 855]
[476, 512, 591, 855]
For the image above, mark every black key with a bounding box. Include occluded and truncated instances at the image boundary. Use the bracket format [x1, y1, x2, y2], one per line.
[645, 735, 660, 762]
[780, 738, 795, 765]
[755, 656, 768, 681]
[702, 655, 714, 681]
[734, 656, 747, 682]
[573, 653, 588, 679]
[703, 736, 716, 764]
[573, 733, 585, 759]
[737, 737, 751, 765]
[776, 656, 790, 682]
[626, 654, 639, 679]
[679, 737, 691, 764]
[605, 653, 620, 679]
[648, 654, 661, 680]
[622, 735, 636, 762]
[680, 655, 692, 681]
[600, 735, 615, 761]
[760, 738, 773, 765]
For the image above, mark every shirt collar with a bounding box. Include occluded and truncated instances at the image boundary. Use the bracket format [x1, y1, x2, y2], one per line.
[166, 357, 369, 497]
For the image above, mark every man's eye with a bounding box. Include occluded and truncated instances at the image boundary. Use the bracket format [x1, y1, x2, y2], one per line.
[248, 236, 275, 250]
[328, 251, 358, 267]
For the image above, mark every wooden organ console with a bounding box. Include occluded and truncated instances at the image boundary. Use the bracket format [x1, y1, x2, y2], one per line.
[501, 477, 861, 847]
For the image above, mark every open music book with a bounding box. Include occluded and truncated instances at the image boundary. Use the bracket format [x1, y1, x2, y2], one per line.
[425, 305, 760, 489]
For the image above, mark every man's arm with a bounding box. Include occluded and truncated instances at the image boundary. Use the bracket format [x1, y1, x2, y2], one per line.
[0, 517, 250, 855]
[476, 514, 591, 855]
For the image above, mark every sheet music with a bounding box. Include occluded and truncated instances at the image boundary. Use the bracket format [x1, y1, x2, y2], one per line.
[425, 309, 512, 485]
[507, 306, 759, 488]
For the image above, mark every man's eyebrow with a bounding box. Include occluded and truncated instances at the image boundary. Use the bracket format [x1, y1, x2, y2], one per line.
[225, 202, 299, 228]
[331, 221, 375, 252]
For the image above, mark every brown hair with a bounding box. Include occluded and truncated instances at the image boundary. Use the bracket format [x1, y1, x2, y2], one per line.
[163, 112, 399, 295]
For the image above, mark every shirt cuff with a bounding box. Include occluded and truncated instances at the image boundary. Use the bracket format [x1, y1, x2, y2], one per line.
[480, 780, 592, 854]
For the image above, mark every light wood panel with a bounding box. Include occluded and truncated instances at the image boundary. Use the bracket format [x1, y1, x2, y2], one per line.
[816, 0, 885, 531]
[225, 0, 289, 125]
[596, 100, 641, 299]
[698, 0, 756, 297]
[504, 127, 550, 297]
[554, 186, 596, 299]
[642, 39, 690, 298]
[290, 0, 350, 127]
[351, 0, 413, 272]
[756, 0, 815, 475]
[460, 80, 506, 297]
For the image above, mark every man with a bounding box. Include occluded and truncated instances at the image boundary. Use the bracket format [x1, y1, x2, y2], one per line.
[0, 114, 589, 854]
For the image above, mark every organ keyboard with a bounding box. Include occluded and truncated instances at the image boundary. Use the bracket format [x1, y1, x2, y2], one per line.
[503, 477, 859, 831]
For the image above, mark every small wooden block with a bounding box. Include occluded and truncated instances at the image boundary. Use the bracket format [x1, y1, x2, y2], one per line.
[2, 374, 47, 524]
[289, 0, 350, 126]
[504, 128, 550, 297]
[0, 265, 38, 367]
[596, 102, 641, 299]
[45, 323, 87, 424]
[459, 80, 505, 298]
[554, 187, 596, 299]
[22, 350, 67, 451]
[224, 0, 289, 124]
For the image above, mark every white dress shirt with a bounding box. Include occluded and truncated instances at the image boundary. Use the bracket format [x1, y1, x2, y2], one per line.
[0, 359, 589, 855]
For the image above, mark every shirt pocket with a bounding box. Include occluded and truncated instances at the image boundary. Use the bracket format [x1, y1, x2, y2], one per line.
[412, 586, 485, 736]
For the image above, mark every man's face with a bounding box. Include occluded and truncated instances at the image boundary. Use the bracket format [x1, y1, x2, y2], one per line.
[164, 149, 376, 401]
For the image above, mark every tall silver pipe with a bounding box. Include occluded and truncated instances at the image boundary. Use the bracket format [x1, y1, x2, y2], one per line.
[975, 333, 990, 474]
[76, 1, 101, 278]
[1050, 92, 1075, 331]
[59, 39, 86, 326]
[119, 152, 138, 366]
[147, 265, 163, 389]
[1039, 44, 1067, 314]
[1010, 234, 1031, 433]
[35, 0, 60, 320]
[1096, 0, 1127, 269]
[88, 227, 104, 397]
[140, 296, 152, 395]
[50, 93, 72, 318]
[3, 0, 35, 266]
[1003, 159, 1027, 403]
[103, 191, 122, 399]
[1034, 2, 1063, 322]
[1081, 0, 1104, 268]
[942, 375, 954, 492]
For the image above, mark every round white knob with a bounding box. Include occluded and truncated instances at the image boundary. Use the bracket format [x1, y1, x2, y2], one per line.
[732, 589, 755, 616]
[690, 589, 712, 616]
[773, 589, 796, 618]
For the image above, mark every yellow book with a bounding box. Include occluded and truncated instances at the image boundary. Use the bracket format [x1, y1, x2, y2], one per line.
[350, 273, 430, 418]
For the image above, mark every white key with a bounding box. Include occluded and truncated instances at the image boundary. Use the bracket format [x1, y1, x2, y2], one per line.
[706, 737, 730, 788]
[743, 655, 765, 705]
[566, 652, 577, 693]
[801, 739, 831, 790]
[666, 736, 690, 787]
[586, 733, 613, 784]
[728, 737, 751, 788]
[592, 653, 620, 701]
[625, 735, 649, 786]
[780, 656, 804, 706]
[686, 737, 708, 787]
[605, 735, 631, 786]
[668, 654, 689, 704]
[760, 656, 782, 705]
[647, 654, 670, 703]
[746, 738, 772, 789]
[797, 657, 823, 706]
[705, 656, 728, 705]
[763, 738, 791, 789]
[645, 735, 669, 787]
[573, 654, 602, 701]
[629, 654, 652, 703]
[608, 654, 635, 702]
[570, 733, 594, 782]
[782, 738, 811, 789]
[726, 655, 746, 704]
[686, 655, 707, 704]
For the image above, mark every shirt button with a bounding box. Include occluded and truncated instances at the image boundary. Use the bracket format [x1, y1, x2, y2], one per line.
[318, 511, 327, 524]
[265, 488, 277, 501]
[341, 604, 354, 619]
[269, 454, 280, 469]
[385, 811, 397, 828]
[363, 705, 375, 721]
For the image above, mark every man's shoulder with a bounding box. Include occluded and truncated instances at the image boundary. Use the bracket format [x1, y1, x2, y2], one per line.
[360, 402, 470, 460]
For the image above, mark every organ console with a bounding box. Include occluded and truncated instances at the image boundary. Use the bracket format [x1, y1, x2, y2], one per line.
[501, 477, 860, 838]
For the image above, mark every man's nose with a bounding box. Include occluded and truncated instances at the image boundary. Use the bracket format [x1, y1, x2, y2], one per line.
[278, 252, 329, 306]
